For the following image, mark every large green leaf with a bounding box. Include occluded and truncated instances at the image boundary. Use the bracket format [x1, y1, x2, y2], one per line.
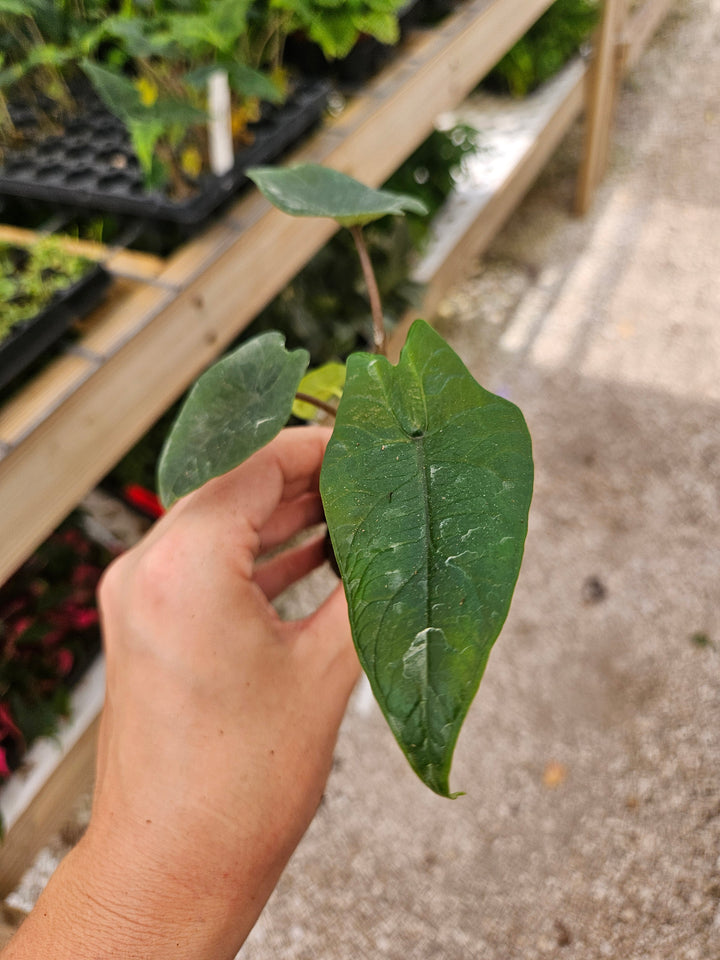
[158, 333, 309, 507]
[320, 320, 533, 796]
[247, 163, 428, 227]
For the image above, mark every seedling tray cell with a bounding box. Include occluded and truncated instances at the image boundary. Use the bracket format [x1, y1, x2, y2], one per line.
[0, 80, 331, 226]
[0, 262, 111, 392]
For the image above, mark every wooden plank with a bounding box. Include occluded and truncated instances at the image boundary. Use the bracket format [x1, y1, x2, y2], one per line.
[78, 283, 174, 358]
[575, 0, 674, 214]
[575, 0, 626, 215]
[102, 249, 165, 282]
[0, 716, 99, 899]
[0, 225, 165, 281]
[624, 0, 675, 71]
[160, 220, 242, 288]
[0, 355, 93, 447]
[596, 0, 628, 187]
[0, 225, 103, 260]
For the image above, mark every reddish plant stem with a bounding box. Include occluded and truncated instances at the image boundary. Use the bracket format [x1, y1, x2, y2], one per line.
[350, 224, 386, 356]
[295, 392, 337, 419]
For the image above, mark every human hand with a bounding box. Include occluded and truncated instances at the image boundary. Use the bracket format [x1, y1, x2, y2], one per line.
[3, 426, 359, 960]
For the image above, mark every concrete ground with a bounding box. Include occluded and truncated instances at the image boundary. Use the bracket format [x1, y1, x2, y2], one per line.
[245, 1, 720, 957]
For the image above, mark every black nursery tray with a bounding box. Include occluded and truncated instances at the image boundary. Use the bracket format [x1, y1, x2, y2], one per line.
[0, 79, 331, 227]
[0, 259, 111, 393]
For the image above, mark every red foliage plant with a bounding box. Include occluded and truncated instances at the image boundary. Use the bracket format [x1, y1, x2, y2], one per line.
[0, 522, 113, 784]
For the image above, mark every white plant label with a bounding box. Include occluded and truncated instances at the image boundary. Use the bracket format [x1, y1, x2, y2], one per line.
[207, 70, 233, 177]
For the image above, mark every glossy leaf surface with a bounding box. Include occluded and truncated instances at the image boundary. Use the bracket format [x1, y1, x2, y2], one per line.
[247, 163, 428, 227]
[320, 320, 533, 795]
[158, 333, 308, 507]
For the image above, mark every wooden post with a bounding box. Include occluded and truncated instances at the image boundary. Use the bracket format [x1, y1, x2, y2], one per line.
[575, 0, 626, 214]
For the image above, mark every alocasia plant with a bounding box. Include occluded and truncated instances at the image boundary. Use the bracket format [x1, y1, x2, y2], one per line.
[158, 162, 533, 797]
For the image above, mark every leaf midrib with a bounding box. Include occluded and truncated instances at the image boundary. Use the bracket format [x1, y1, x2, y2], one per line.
[412, 431, 432, 731]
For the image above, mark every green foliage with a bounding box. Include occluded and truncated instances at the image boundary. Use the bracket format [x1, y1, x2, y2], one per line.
[158, 332, 309, 507]
[81, 60, 207, 186]
[269, 0, 406, 59]
[0, 238, 92, 340]
[0, 0, 285, 191]
[0, 0, 415, 192]
[382, 123, 478, 249]
[321, 320, 532, 794]
[486, 0, 600, 97]
[158, 164, 533, 795]
[246, 124, 478, 364]
[248, 163, 428, 227]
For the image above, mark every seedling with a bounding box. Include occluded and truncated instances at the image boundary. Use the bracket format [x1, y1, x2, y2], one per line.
[158, 163, 533, 797]
[0, 238, 91, 338]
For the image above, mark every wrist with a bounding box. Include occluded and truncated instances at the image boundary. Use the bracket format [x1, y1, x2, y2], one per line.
[3, 829, 261, 960]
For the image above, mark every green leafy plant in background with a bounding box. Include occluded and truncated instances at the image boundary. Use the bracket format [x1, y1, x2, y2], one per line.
[269, 0, 408, 60]
[485, 0, 599, 97]
[0, 238, 92, 339]
[0, 1, 287, 193]
[157, 163, 533, 797]
[0, 0, 413, 195]
[0, 0, 107, 143]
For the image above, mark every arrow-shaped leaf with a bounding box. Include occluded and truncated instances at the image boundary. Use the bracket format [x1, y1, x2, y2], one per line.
[320, 320, 533, 796]
[158, 333, 309, 507]
[247, 163, 428, 227]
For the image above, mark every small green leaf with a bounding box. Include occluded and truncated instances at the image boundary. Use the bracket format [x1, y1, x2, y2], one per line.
[354, 11, 400, 45]
[101, 17, 169, 58]
[128, 118, 164, 176]
[82, 61, 205, 129]
[307, 12, 359, 59]
[247, 163, 429, 227]
[320, 320, 533, 796]
[158, 333, 309, 507]
[292, 362, 346, 420]
[82, 61, 145, 126]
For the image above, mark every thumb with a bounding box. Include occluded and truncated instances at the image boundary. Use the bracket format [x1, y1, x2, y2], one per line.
[299, 583, 361, 703]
